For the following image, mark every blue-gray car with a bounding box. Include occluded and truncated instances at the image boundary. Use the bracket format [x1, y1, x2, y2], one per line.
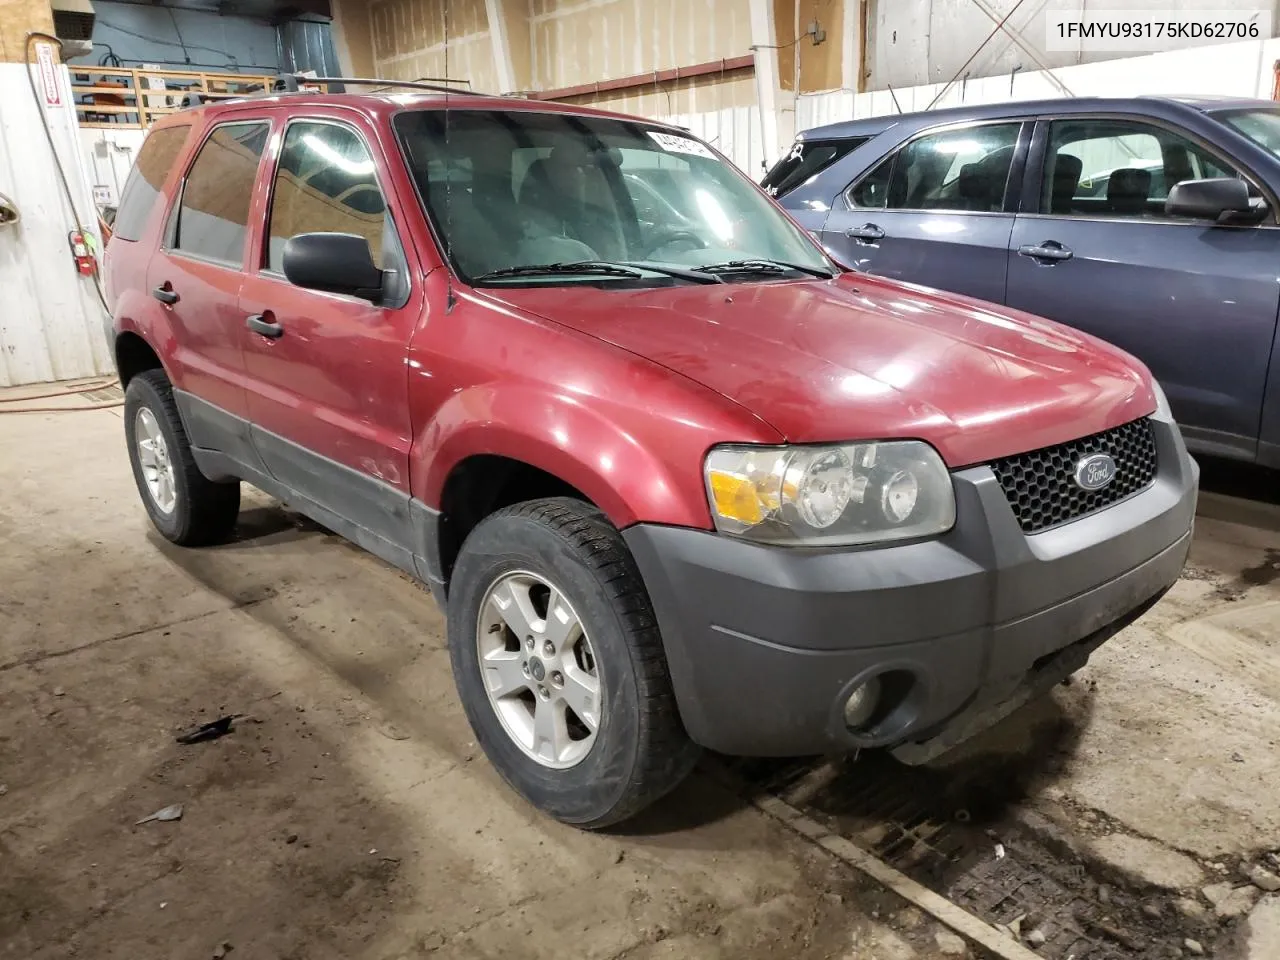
[769, 96, 1280, 467]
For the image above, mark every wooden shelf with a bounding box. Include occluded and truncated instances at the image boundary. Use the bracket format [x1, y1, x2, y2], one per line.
[71, 85, 136, 96]
[67, 66, 274, 128]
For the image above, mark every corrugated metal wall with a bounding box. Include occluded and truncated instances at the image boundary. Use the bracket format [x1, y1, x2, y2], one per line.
[666, 104, 768, 177]
[866, 0, 1279, 92]
[0, 63, 112, 387]
[797, 35, 1280, 130]
[277, 18, 342, 77]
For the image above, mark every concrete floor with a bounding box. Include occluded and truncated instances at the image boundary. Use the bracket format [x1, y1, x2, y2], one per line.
[0, 393, 961, 960]
[2, 386, 1279, 960]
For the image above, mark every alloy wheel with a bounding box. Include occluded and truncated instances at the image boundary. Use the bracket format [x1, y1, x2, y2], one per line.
[135, 407, 177, 514]
[475, 570, 602, 769]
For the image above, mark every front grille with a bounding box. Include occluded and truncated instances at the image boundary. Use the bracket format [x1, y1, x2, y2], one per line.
[991, 418, 1158, 533]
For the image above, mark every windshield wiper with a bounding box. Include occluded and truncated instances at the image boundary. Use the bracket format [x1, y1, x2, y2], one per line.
[614, 261, 723, 283]
[473, 260, 723, 285]
[693, 258, 834, 279]
[472, 261, 645, 282]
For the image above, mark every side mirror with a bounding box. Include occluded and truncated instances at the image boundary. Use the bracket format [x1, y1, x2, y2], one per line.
[282, 233, 384, 302]
[1165, 178, 1251, 222]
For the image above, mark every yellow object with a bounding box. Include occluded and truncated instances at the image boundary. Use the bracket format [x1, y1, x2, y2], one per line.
[708, 470, 763, 525]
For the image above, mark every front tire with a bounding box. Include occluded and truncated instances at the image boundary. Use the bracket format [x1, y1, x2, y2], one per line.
[447, 498, 699, 828]
[123, 369, 240, 545]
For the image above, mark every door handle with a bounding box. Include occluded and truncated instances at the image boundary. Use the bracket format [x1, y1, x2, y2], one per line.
[246, 313, 284, 339]
[151, 285, 179, 305]
[845, 223, 885, 242]
[1018, 241, 1073, 262]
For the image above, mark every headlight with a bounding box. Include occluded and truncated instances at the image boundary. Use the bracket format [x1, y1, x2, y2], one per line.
[1151, 379, 1174, 422]
[704, 441, 955, 546]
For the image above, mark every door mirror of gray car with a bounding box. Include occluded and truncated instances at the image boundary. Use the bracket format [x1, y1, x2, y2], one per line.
[1165, 178, 1252, 222]
[282, 232, 385, 302]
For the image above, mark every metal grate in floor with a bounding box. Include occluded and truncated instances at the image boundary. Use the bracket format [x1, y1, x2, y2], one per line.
[80, 384, 124, 403]
[728, 752, 1198, 960]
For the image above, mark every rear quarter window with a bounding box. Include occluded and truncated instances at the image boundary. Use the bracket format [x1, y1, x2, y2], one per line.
[112, 125, 191, 242]
[763, 138, 867, 198]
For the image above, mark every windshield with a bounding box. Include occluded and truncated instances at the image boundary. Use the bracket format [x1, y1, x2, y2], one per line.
[1218, 108, 1280, 157]
[393, 109, 830, 285]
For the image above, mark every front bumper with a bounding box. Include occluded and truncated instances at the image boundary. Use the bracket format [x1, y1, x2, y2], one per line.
[624, 418, 1197, 758]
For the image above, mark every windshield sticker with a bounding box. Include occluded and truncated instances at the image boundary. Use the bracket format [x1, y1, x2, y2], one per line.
[648, 131, 717, 159]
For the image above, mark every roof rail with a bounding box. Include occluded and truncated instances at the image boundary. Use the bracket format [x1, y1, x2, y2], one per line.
[272, 74, 498, 97]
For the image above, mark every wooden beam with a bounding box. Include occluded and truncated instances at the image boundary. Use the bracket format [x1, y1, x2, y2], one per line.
[529, 55, 755, 102]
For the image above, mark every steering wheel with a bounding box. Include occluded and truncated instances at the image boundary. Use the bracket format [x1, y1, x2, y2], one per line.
[637, 228, 706, 259]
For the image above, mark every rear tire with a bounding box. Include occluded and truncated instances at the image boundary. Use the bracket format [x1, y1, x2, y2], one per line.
[447, 497, 700, 828]
[124, 369, 240, 546]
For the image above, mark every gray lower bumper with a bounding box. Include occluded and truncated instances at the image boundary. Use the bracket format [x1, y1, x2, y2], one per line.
[624, 418, 1198, 757]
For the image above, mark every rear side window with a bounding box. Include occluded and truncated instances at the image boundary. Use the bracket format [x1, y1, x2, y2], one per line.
[112, 125, 190, 242]
[849, 122, 1021, 212]
[173, 121, 269, 265]
[265, 120, 390, 272]
[763, 138, 866, 197]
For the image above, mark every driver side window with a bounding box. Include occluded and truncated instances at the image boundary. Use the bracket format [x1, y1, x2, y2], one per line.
[266, 120, 392, 273]
[1037, 118, 1256, 220]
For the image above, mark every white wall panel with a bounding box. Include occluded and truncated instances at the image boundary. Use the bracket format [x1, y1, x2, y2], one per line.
[659, 105, 766, 176]
[80, 127, 146, 209]
[0, 62, 112, 387]
[868, 0, 1278, 91]
[797, 37, 1280, 132]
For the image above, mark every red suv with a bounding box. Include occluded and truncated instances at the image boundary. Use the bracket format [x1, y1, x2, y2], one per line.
[104, 84, 1198, 827]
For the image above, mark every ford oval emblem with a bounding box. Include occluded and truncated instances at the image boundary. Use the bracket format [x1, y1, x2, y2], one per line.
[1074, 453, 1117, 491]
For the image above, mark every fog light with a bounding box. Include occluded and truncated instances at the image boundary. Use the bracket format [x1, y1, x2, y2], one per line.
[843, 676, 882, 730]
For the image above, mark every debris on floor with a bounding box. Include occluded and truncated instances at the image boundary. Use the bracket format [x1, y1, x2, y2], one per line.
[175, 715, 237, 744]
[135, 803, 183, 825]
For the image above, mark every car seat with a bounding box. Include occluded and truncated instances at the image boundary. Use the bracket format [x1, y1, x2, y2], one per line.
[956, 146, 1015, 212]
[1107, 167, 1152, 216]
[517, 147, 627, 259]
[1047, 154, 1083, 214]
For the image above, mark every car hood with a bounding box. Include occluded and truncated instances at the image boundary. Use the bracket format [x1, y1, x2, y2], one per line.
[483, 274, 1155, 467]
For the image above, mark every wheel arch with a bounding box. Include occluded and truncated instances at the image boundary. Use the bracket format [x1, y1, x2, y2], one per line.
[111, 284, 183, 388]
[114, 329, 166, 387]
[434, 454, 595, 595]
[417, 384, 717, 591]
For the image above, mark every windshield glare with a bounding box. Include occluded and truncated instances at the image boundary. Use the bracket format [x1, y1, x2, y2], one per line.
[1219, 108, 1280, 158]
[393, 109, 830, 284]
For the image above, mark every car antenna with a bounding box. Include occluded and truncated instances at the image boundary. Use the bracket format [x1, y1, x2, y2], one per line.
[442, 14, 456, 313]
